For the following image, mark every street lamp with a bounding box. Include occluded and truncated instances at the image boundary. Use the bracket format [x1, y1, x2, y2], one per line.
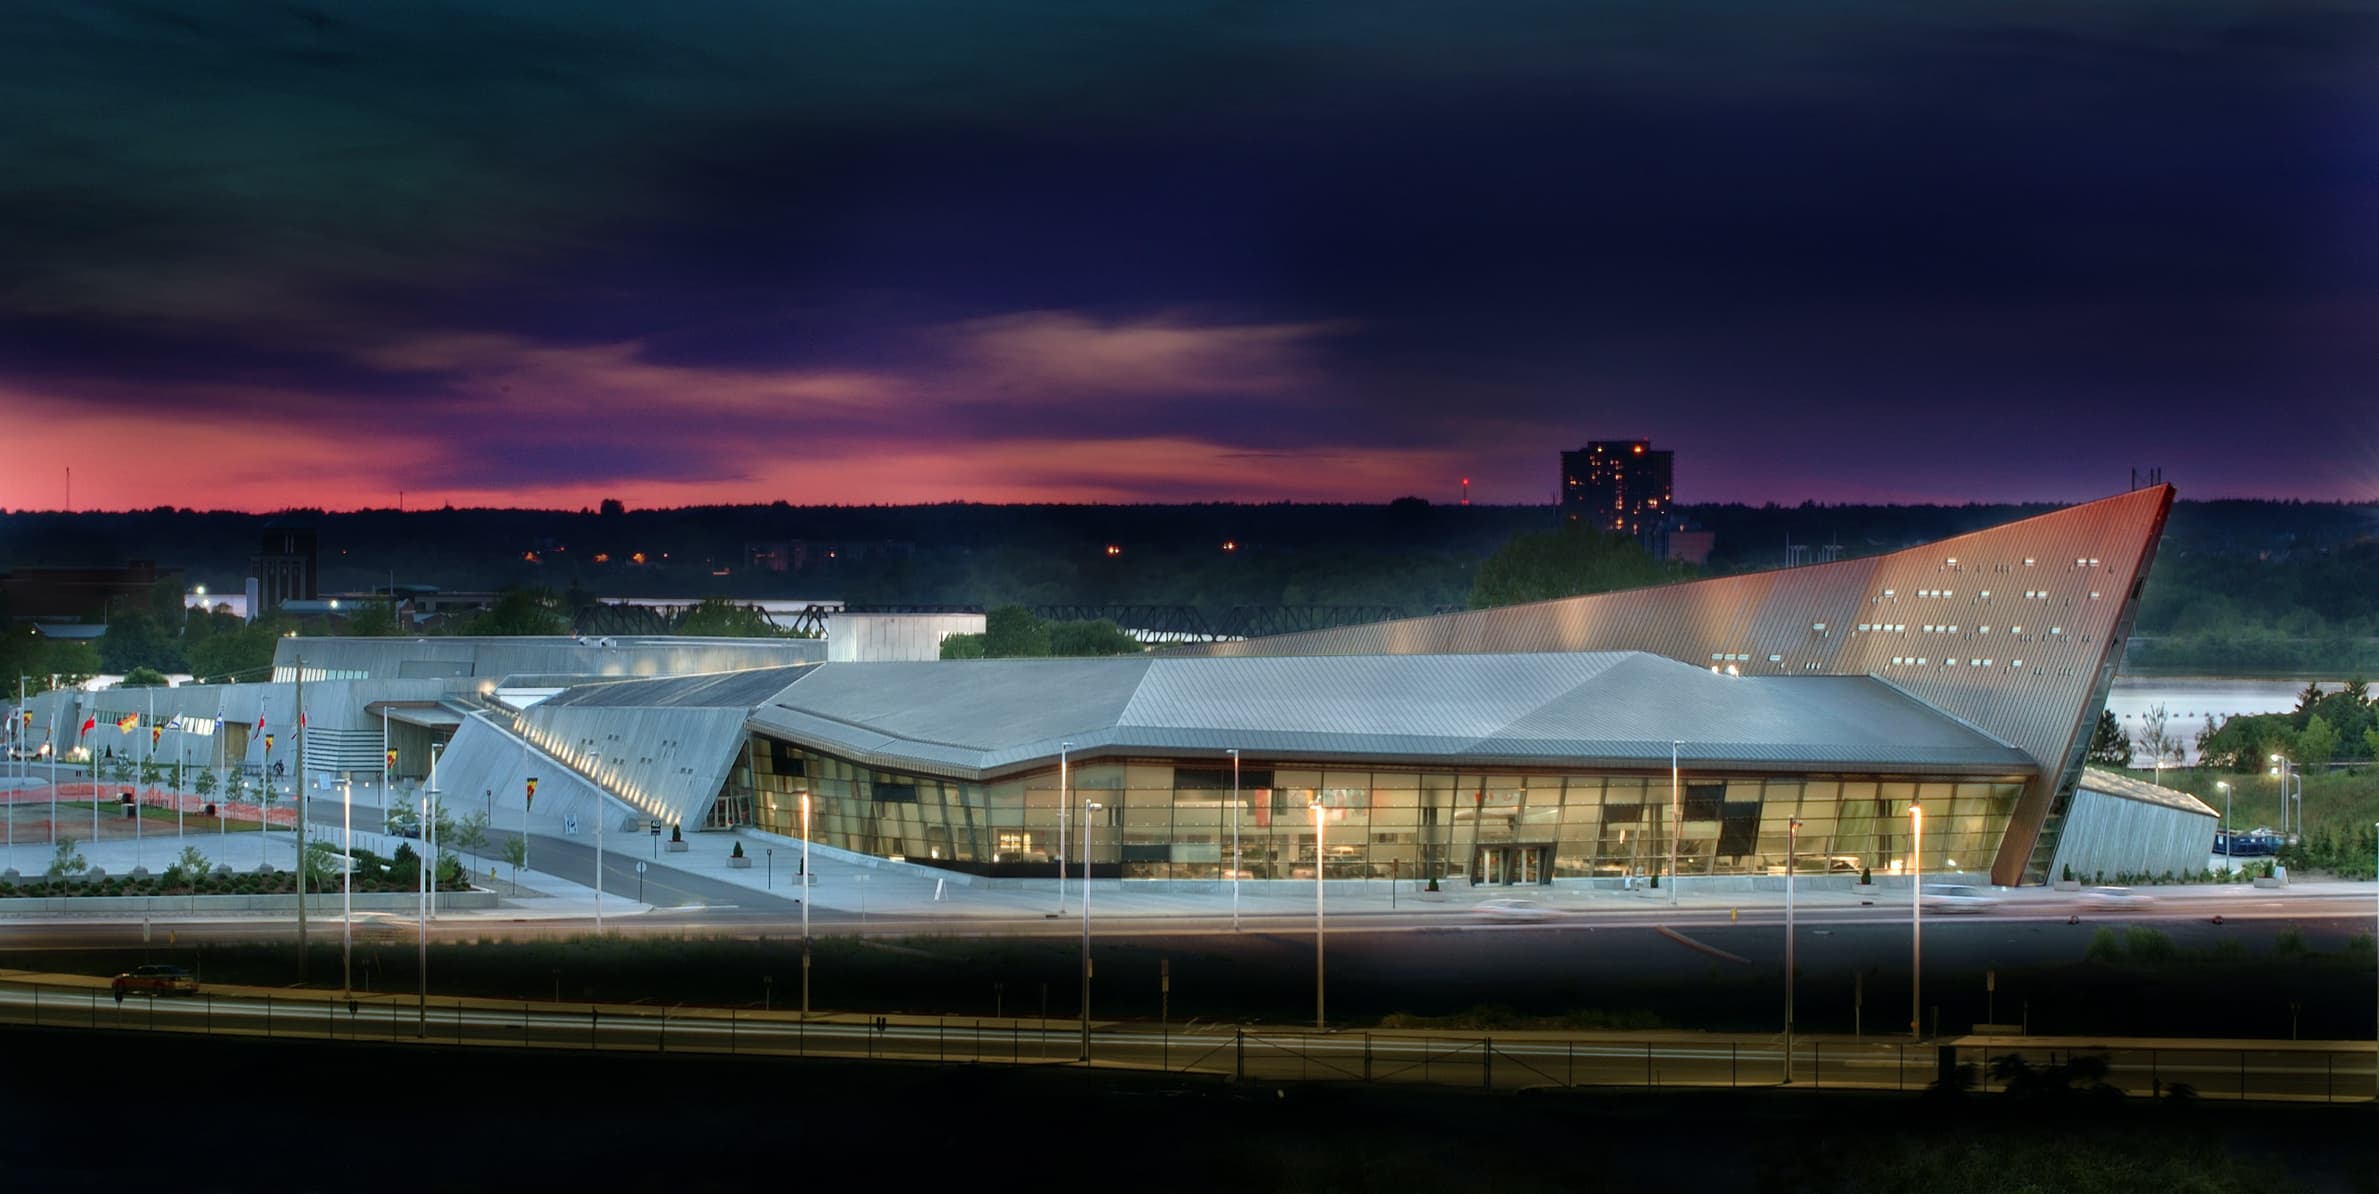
[1228, 748, 1241, 932]
[1910, 801, 1924, 1042]
[2215, 781, 2232, 863]
[1669, 740, 1681, 906]
[2270, 754, 2301, 841]
[340, 775, 353, 1000]
[1785, 816, 1802, 1082]
[1311, 797, 1327, 1030]
[1080, 799, 1103, 1062]
[800, 791, 811, 1018]
[1057, 741, 1072, 916]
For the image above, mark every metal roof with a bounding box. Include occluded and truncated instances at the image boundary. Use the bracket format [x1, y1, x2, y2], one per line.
[2077, 767, 2220, 818]
[743, 652, 2034, 781]
[533, 666, 816, 710]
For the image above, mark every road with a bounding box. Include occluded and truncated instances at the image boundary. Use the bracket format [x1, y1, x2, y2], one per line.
[3, 979, 2371, 1102]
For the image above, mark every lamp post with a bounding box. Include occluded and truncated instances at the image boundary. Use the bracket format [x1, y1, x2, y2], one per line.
[2270, 755, 2300, 842]
[1312, 797, 1326, 1030]
[340, 775, 352, 999]
[1910, 802, 1924, 1042]
[1228, 748, 1241, 932]
[1080, 799, 1102, 1062]
[1057, 741, 1072, 916]
[1669, 740, 1682, 906]
[1785, 816, 1801, 1082]
[418, 742, 439, 1038]
[2215, 780, 2231, 863]
[800, 792, 811, 1018]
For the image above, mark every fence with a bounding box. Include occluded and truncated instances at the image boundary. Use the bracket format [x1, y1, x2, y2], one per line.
[1, 975, 2372, 1102]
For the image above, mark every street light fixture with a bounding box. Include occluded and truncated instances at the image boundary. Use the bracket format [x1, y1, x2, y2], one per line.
[1312, 797, 1327, 1030]
[1080, 799, 1102, 1062]
[1785, 817, 1802, 1082]
[1057, 741, 1072, 916]
[800, 791, 811, 1018]
[1910, 801, 1924, 1042]
[2270, 754, 2301, 842]
[1669, 740, 1681, 906]
[2215, 781, 2231, 862]
[1227, 748, 1240, 932]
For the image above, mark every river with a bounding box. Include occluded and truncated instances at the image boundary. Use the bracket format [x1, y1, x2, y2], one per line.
[2103, 675, 2348, 765]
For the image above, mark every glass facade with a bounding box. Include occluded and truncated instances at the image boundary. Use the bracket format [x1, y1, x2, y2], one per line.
[733, 735, 2024, 883]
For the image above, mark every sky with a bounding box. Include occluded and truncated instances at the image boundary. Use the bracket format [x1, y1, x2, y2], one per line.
[1, 1, 2375, 512]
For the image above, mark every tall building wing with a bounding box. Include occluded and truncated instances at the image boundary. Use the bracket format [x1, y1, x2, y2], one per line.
[1177, 486, 2174, 884]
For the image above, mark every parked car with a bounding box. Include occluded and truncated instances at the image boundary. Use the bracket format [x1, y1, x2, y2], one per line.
[112, 964, 199, 998]
[1475, 897, 1554, 922]
[2080, 886, 2157, 909]
[1919, 884, 2002, 913]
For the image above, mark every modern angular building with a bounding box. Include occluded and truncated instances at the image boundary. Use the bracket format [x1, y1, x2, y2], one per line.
[21, 488, 2174, 890]
[432, 486, 2173, 889]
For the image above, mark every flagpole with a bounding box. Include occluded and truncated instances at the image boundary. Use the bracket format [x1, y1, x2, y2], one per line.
[49, 710, 59, 848]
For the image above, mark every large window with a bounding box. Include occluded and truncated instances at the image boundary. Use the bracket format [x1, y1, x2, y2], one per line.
[737, 734, 2024, 882]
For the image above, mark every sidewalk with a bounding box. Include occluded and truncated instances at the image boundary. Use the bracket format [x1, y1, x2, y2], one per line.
[0, 813, 649, 923]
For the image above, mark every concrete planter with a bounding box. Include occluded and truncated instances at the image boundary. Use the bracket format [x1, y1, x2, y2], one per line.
[666, 840, 690, 853]
[727, 856, 752, 869]
[2252, 876, 2286, 890]
[2053, 880, 2082, 892]
[1854, 883, 1878, 904]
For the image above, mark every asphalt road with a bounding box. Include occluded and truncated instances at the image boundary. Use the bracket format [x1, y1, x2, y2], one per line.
[4, 981, 2371, 1102]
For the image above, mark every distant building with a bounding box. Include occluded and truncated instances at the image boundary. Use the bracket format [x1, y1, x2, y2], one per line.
[0, 560, 179, 624]
[744, 540, 915, 573]
[1560, 440, 1674, 555]
[1665, 524, 1715, 567]
[250, 522, 318, 616]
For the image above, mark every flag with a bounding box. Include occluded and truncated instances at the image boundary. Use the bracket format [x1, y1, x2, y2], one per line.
[257, 714, 265, 734]
[165, 715, 185, 731]
[151, 725, 161, 747]
[116, 714, 138, 733]
[264, 733, 274, 754]
[299, 712, 308, 729]
[80, 716, 95, 737]
[525, 776, 539, 810]
[385, 748, 397, 769]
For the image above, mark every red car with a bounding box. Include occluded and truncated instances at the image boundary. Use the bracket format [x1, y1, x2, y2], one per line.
[112, 965, 199, 997]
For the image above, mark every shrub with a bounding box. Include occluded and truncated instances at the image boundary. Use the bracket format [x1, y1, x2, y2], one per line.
[2086, 927, 2122, 962]
[2276, 927, 2307, 957]
[2060, 863, 2074, 883]
[731, 841, 745, 859]
[1858, 866, 1872, 886]
[2125, 925, 2175, 962]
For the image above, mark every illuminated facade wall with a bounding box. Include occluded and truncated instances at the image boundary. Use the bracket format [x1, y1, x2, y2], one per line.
[1176, 486, 2174, 884]
[735, 737, 2022, 882]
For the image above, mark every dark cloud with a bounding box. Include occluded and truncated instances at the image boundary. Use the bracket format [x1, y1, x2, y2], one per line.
[1, 1, 2373, 508]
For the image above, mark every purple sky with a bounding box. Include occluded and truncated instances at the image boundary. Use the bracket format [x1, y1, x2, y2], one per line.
[1, 2, 2375, 512]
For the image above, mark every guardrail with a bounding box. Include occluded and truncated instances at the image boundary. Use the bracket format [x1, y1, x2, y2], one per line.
[1, 975, 2371, 1102]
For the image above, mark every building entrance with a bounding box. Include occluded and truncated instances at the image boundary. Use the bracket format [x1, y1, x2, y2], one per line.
[1474, 844, 1551, 886]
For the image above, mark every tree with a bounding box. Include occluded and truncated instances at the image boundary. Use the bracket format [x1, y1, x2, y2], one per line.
[166, 845, 210, 892]
[2298, 714, 2338, 769]
[2132, 703, 2184, 770]
[672, 597, 790, 638]
[340, 601, 399, 638]
[2086, 710, 2129, 766]
[1048, 618, 1144, 657]
[453, 809, 490, 873]
[502, 835, 527, 894]
[982, 605, 1052, 657]
[99, 609, 185, 673]
[46, 836, 88, 879]
[193, 769, 217, 801]
[119, 666, 171, 688]
[1470, 523, 1685, 610]
[467, 588, 567, 636]
[301, 839, 343, 893]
